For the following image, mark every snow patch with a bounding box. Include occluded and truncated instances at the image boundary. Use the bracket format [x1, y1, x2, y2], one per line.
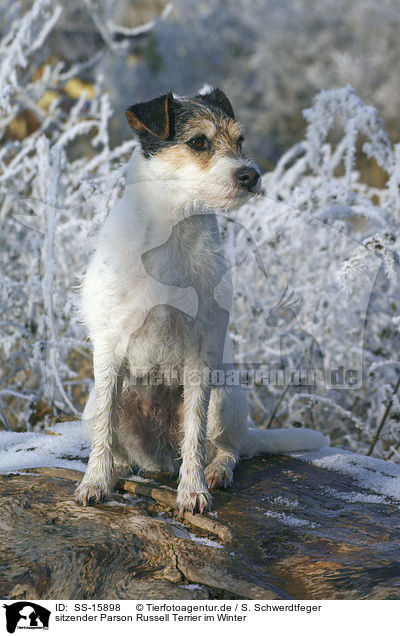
[321, 486, 386, 505]
[269, 496, 299, 508]
[264, 511, 318, 528]
[156, 514, 224, 548]
[0, 421, 89, 473]
[187, 533, 224, 549]
[292, 446, 400, 502]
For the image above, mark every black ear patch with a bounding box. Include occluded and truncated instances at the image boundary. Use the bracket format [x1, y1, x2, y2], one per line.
[197, 88, 235, 120]
[125, 93, 175, 139]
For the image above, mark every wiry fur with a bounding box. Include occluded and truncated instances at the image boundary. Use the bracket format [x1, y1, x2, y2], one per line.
[75, 89, 326, 513]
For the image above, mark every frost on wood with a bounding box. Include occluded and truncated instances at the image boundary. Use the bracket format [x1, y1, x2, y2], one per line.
[0, 2, 399, 463]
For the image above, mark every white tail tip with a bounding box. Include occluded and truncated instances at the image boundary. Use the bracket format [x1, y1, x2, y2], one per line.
[240, 427, 327, 457]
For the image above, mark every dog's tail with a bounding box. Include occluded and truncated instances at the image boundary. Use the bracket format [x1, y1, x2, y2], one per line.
[239, 427, 327, 457]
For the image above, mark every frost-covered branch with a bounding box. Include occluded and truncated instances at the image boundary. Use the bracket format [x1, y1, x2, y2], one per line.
[0, 0, 136, 428]
[1, 2, 400, 464]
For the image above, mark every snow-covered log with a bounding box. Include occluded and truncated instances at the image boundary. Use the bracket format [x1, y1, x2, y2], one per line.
[1, 437, 399, 599]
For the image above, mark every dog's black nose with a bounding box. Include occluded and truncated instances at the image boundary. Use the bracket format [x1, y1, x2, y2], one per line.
[235, 166, 261, 193]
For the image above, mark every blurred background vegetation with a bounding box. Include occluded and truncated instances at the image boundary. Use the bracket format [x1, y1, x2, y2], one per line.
[2, 0, 400, 461]
[29, 0, 400, 184]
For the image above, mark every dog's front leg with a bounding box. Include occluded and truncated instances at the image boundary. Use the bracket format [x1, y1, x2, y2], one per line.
[75, 346, 122, 505]
[177, 364, 212, 514]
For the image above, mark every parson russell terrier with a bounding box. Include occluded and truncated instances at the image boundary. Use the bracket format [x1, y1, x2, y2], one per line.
[75, 88, 326, 514]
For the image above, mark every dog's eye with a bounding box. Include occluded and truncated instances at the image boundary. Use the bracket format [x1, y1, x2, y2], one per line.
[187, 135, 207, 150]
[237, 135, 244, 149]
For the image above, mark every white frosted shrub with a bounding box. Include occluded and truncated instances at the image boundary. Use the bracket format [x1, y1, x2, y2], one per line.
[0, 2, 399, 463]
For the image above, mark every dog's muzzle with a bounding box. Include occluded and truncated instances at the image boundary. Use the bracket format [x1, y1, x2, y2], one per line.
[235, 166, 261, 194]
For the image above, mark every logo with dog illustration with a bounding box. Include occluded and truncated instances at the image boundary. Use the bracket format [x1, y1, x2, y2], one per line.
[3, 602, 50, 633]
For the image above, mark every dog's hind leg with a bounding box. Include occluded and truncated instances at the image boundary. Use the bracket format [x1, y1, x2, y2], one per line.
[205, 384, 248, 490]
[81, 386, 96, 435]
[75, 341, 124, 505]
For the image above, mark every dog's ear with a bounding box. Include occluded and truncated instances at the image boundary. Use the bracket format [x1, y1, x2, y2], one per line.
[125, 93, 175, 139]
[197, 88, 235, 120]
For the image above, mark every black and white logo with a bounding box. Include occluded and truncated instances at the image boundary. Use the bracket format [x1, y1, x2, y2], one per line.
[3, 602, 50, 633]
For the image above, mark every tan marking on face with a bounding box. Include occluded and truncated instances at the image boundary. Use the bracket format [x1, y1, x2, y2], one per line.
[179, 114, 217, 140]
[157, 110, 244, 172]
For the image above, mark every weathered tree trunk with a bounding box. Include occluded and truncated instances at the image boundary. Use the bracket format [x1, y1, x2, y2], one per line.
[1, 456, 399, 600]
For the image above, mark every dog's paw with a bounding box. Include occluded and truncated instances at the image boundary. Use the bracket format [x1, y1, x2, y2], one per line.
[75, 481, 109, 506]
[205, 463, 233, 490]
[176, 487, 213, 516]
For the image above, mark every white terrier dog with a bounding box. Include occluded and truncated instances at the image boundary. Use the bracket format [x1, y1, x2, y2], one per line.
[75, 88, 326, 514]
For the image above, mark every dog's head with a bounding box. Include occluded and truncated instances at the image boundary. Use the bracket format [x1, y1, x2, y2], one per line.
[125, 88, 261, 210]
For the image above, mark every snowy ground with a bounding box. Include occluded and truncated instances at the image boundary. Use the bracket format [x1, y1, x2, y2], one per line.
[0, 421, 89, 473]
[292, 447, 400, 503]
[1, 422, 400, 504]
